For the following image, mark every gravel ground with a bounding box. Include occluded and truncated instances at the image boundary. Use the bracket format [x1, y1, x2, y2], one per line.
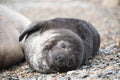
[0, 0, 120, 80]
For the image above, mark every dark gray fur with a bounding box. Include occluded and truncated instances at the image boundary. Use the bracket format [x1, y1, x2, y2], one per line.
[19, 18, 100, 73]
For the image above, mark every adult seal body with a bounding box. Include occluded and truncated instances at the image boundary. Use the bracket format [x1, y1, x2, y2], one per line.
[0, 5, 31, 69]
[19, 18, 100, 73]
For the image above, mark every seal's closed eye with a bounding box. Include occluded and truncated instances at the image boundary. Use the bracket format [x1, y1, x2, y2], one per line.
[60, 43, 66, 48]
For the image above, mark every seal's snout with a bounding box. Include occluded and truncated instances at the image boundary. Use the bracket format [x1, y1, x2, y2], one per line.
[55, 55, 66, 67]
[55, 55, 65, 62]
[54, 54, 75, 68]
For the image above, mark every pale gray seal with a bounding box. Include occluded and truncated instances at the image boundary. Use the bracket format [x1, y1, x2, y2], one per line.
[19, 18, 100, 73]
[0, 5, 31, 69]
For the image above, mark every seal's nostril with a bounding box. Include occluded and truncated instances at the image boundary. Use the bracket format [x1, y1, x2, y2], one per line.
[54, 55, 66, 68]
[55, 55, 63, 61]
[68, 59, 74, 66]
[58, 56, 62, 59]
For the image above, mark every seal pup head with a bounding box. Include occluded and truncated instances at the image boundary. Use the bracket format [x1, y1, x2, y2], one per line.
[19, 21, 84, 73]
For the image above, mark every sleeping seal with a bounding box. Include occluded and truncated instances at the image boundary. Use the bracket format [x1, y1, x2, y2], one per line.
[19, 18, 100, 73]
[0, 5, 31, 69]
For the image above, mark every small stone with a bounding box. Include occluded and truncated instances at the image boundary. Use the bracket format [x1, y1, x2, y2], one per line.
[70, 76, 81, 80]
[67, 70, 79, 75]
[116, 71, 120, 78]
[89, 74, 98, 79]
[97, 49, 104, 54]
[21, 65, 29, 70]
[82, 74, 89, 79]
[24, 77, 36, 80]
[67, 71, 75, 75]
[49, 74, 56, 77]
[104, 62, 109, 66]
[116, 63, 120, 66]
[37, 76, 43, 80]
[97, 63, 106, 69]
[28, 68, 36, 73]
[46, 76, 56, 80]
[1, 73, 7, 78]
[117, 52, 120, 57]
[112, 61, 117, 64]
[90, 64, 96, 68]
[60, 77, 71, 80]
[102, 70, 115, 78]
[82, 66, 90, 69]
[113, 64, 119, 67]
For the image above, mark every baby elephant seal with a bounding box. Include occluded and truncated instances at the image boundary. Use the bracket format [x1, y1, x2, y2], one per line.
[19, 18, 100, 73]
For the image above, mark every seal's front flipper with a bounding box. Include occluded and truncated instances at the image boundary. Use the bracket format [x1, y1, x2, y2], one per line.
[19, 21, 48, 41]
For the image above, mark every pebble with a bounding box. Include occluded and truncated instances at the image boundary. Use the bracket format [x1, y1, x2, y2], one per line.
[60, 77, 71, 80]
[117, 52, 120, 57]
[69, 76, 81, 80]
[116, 71, 120, 78]
[21, 65, 29, 70]
[89, 74, 98, 79]
[112, 61, 117, 64]
[21, 77, 36, 80]
[97, 63, 106, 69]
[82, 74, 89, 78]
[67, 70, 78, 75]
[104, 62, 109, 66]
